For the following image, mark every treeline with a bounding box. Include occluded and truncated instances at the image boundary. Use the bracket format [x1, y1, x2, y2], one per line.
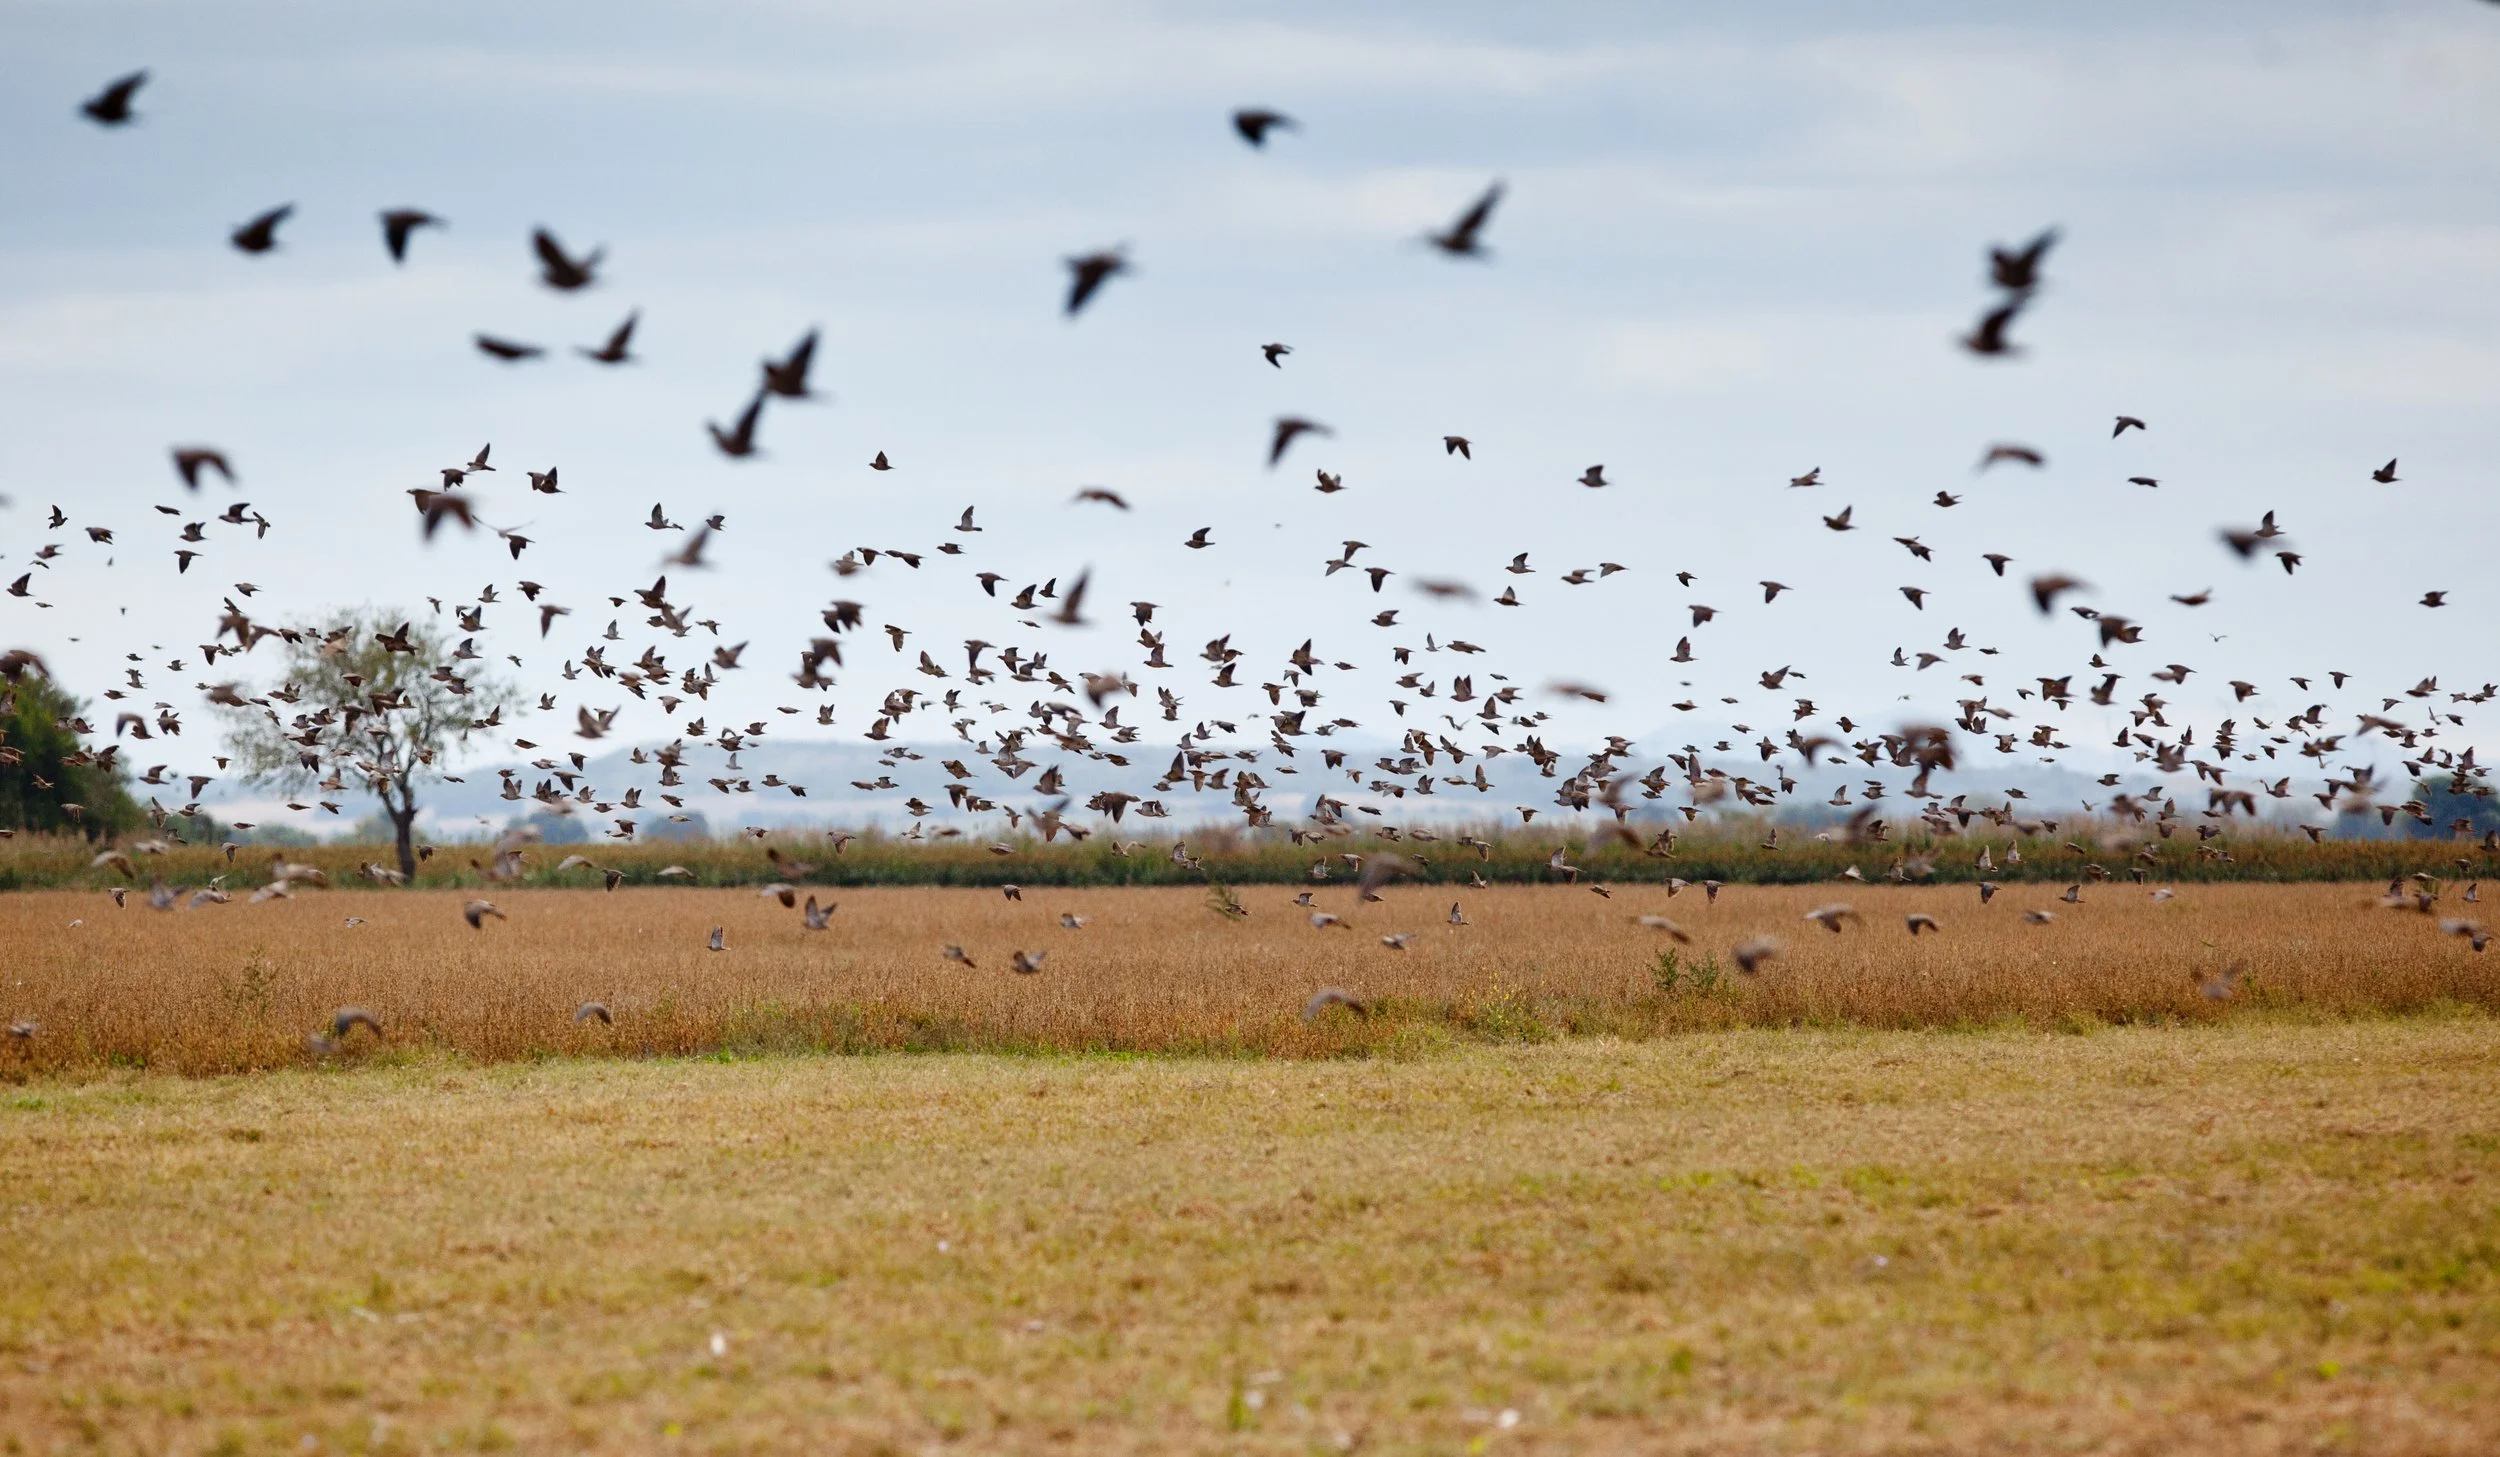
[1, 819, 2490, 892]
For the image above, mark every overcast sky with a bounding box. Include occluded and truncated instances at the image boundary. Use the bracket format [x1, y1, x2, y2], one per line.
[4, 1, 2497, 828]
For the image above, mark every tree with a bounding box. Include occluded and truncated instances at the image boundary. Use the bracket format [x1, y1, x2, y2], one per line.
[213, 609, 516, 879]
[0, 663, 143, 839]
[2407, 773, 2500, 840]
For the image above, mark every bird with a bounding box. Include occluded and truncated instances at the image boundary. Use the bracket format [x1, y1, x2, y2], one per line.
[475, 334, 545, 362]
[707, 393, 765, 458]
[942, 944, 977, 968]
[533, 229, 603, 290]
[81, 70, 147, 126]
[1270, 416, 1332, 467]
[871, 452, 893, 471]
[1905, 913, 1941, 935]
[1314, 470, 1343, 493]
[1978, 444, 2045, 470]
[462, 899, 504, 928]
[578, 312, 639, 364]
[1301, 987, 1367, 1019]
[2439, 919, 2490, 953]
[2421, 591, 2448, 608]
[229, 205, 293, 254]
[2371, 458, 2399, 484]
[1065, 248, 1129, 315]
[171, 447, 234, 491]
[1184, 528, 1213, 550]
[1633, 915, 1691, 942]
[2029, 574, 2086, 614]
[1961, 299, 2025, 356]
[1010, 950, 1047, 975]
[1577, 465, 1608, 488]
[1803, 903, 1858, 933]
[1073, 487, 1128, 509]
[379, 209, 442, 263]
[1233, 109, 1295, 146]
[1989, 227, 2059, 292]
[2128, 477, 2160, 488]
[1444, 435, 1472, 459]
[1426, 182, 1504, 257]
[1731, 937, 1780, 975]
[330, 1007, 384, 1040]
[575, 1002, 614, 1025]
[707, 927, 727, 952]
[762, 330, 820, 399]
[1060, 913, 1090, 931]
[2112, 416, 2147, 436]
[802, 896, 833, 930]
[1262, 343, 1291, 367]
[1822, 506, 1854, 532]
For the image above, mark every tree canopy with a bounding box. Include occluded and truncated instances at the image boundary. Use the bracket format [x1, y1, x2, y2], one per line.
[213, 608, 515, 877]
[0, 668, 143, 839]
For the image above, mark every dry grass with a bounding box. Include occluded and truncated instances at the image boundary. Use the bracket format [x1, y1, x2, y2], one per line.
[1, 882, 2492, 1073]
[2, 1023, 2496, 1454]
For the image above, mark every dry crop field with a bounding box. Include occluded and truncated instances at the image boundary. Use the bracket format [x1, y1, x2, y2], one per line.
[1, 881, 2492, 1073]
[3, 1024, 2497, 1454]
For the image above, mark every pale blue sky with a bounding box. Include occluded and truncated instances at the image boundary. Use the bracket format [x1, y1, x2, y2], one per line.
[4, 1, 2496, 827]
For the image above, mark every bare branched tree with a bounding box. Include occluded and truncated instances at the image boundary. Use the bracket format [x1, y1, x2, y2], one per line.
[213, 609, 516, 879]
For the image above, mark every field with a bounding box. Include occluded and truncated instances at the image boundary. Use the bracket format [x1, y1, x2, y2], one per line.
[1, 882, 2493, 1073]
[4, 1023, 2497, 1454]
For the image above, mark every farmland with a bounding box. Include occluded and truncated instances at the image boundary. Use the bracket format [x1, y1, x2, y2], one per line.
[1, 881, 2491, 1074]
[4, 1023, 2496, 1454]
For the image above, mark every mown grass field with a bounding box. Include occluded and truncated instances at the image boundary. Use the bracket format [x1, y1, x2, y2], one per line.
[4, 1023, 2496, 1454]
[0, 882, 2491, 1073]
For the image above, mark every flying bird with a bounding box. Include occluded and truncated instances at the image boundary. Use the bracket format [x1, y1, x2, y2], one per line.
[2371, 458, 2399, 484]
[379, 209, 442, 263]
[533, 228, 603, 290]
[762, 329, 821, 399]
[171, 447, 233, 491]
[1262, 342, 1291, 367]
[1989, 227, 2059, 292]
[1426, 182, 1505, 257]
[475, 334, 545, 362]
[1960, 299, 2025, 356]
[1064, 248, 1129, 315]
[1269, 416, 1332, 467]
[229, 205, 293, 254]
[707, 392, 765, 458]
[81, 70, 147, 126]
[578, 311, 639, 364]
[1233, 109, 1295, 146]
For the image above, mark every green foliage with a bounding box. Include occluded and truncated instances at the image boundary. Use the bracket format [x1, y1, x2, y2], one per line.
[1651, 948, 1724, 997]
[212, 608, 516, 876]
[0, 673, 142, 839]
[2408, 775, 2500, 839]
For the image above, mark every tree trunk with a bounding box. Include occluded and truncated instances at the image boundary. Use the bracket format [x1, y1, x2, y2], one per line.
[390, 781, 419, 882]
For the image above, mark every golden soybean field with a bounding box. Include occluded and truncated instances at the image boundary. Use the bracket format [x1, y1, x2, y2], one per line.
[3, 881, 2492, 1074]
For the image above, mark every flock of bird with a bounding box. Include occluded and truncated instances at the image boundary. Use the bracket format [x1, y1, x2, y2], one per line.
[6, 67, 2495, 1052]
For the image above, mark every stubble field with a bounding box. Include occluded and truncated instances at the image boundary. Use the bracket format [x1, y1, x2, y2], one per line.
[0, 881, 2491, 1073]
